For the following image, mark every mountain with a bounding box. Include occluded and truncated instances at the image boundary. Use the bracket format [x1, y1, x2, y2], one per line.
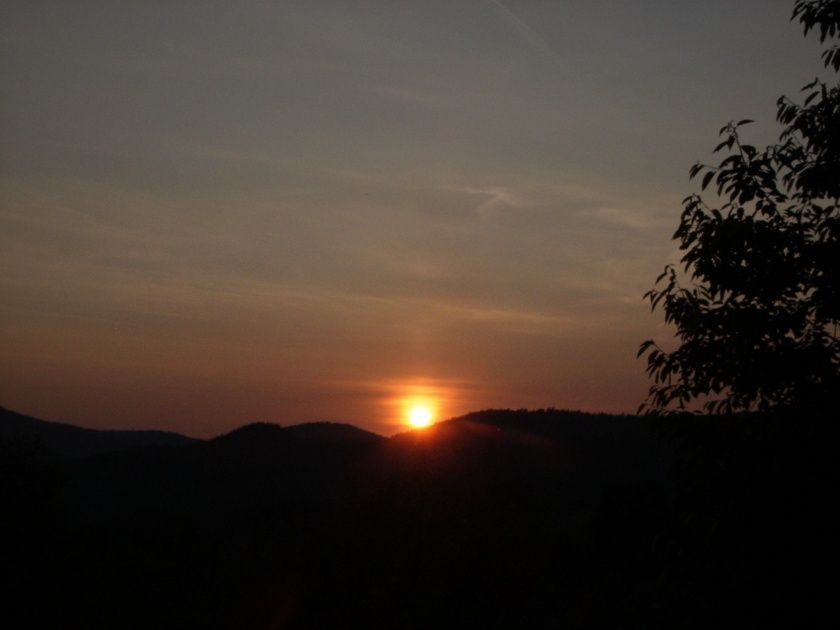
[0, 405, 197, 461]
[0, 407, 383, 463]
[213, 420, 382, 446]
[3, 407, 835, 629]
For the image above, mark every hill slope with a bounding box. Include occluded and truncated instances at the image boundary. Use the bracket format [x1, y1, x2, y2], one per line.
[2, 408, 835, 629]
[0, 406, 197, 460]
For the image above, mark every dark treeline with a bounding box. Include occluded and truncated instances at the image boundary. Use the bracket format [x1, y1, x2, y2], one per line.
[1, 406, 836, 628]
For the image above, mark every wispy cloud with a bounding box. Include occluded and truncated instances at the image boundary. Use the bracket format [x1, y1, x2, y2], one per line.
[447, 185, 525, 217]
[591, 206, 672, 230]
[486, 0, 561, 63]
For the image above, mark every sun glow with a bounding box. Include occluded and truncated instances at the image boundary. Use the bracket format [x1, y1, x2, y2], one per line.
[382, 380, 452, 431]
[407, 404, 434, 428]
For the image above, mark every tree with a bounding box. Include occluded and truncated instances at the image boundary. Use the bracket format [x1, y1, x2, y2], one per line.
[639, 0, 840, 415]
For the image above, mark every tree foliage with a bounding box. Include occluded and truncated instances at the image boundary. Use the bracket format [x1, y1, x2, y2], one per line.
[639, 0, 840, 415]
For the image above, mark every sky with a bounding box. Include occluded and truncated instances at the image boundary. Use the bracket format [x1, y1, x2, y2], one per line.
[0, 0, 824, 437]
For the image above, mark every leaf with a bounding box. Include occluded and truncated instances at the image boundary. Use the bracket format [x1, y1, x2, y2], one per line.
[639, 0, 840, 415]
[637, 340, 655, 358]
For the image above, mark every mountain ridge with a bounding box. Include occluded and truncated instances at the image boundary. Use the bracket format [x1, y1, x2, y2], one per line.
[0, 405, 198, 461]
[3, 404, 834, 628]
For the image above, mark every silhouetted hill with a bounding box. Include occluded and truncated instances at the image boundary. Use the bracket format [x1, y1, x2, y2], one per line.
[284, 421, 382, 443]
[0, 406, 197, 461]
[3, 407, 835, 629]
[214, 420, 382, 447]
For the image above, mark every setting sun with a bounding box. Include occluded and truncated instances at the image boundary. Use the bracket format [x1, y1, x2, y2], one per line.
[387, 381, 448, 431]
[407, 404, 434, 428]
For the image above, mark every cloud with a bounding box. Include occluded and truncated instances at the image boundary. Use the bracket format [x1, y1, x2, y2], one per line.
[591, 206, 671, 230]
[486, 0, 561, 63]
[447, 185, 525, 217]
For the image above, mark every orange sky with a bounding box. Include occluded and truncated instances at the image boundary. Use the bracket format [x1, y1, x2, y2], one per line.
[0, 1, 822, 436]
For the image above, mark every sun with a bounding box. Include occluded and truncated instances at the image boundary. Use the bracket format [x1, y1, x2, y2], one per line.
[407, 404, 434, 428]
[395, 386, 441, 430]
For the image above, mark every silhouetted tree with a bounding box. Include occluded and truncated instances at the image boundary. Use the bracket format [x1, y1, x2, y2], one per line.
[639, 0, 840, 415]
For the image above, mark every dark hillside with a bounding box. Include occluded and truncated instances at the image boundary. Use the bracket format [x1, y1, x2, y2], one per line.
[3, 408, 836, 628]
[214, 420, 381, 446]
[0, 406, 197, 461]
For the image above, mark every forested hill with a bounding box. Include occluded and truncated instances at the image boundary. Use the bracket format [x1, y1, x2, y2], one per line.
[0, 406, 197, 460]
[2, 407, 836, 628]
